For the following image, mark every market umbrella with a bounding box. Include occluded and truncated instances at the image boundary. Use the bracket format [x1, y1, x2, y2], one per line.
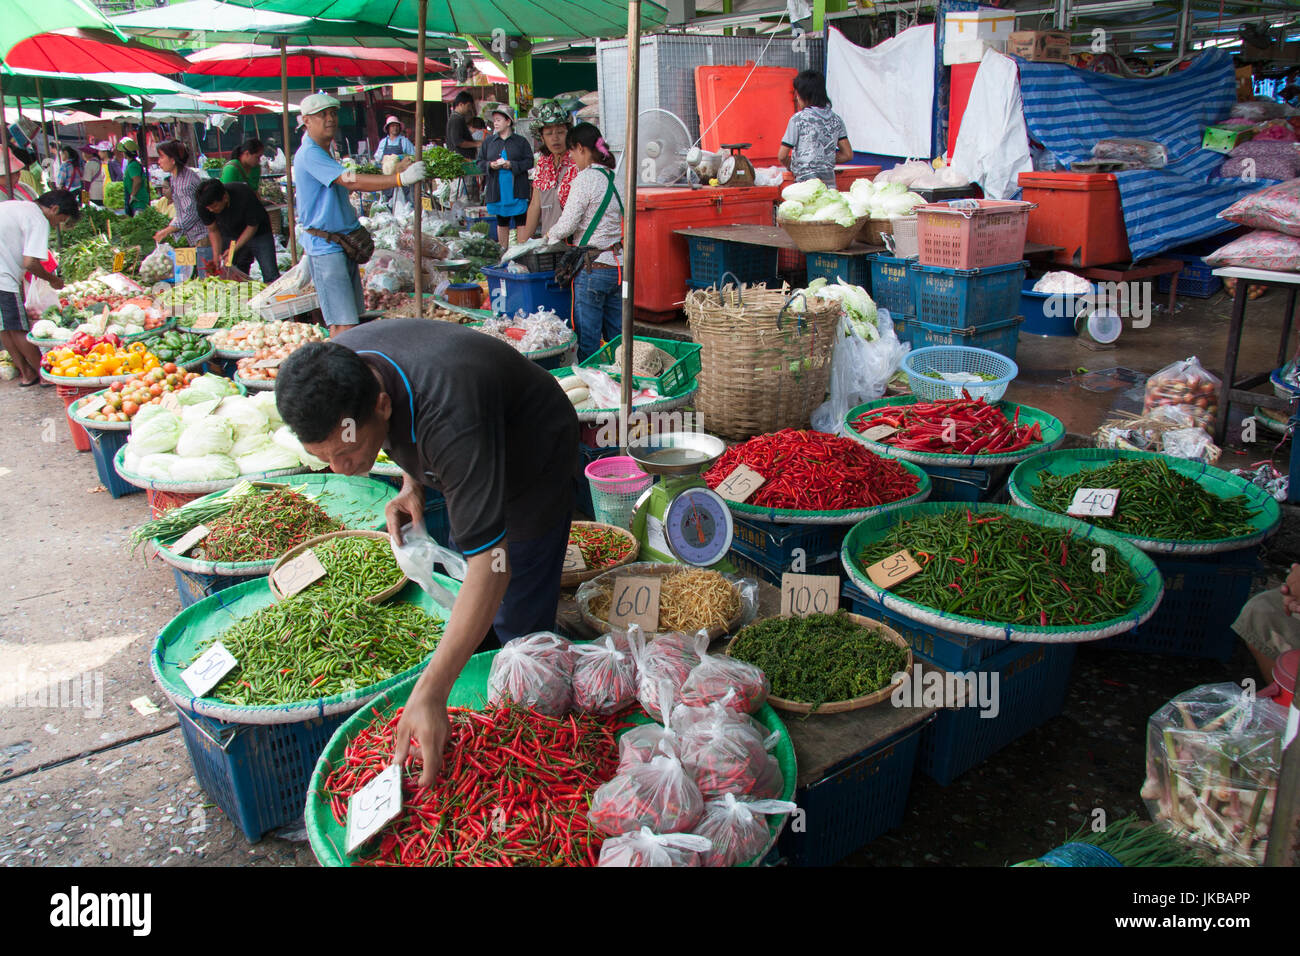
[219, 0, 666, 413]
[198, 92, 285, 115]
[6, 28, 190, 74]
[186, 43, 449, 88]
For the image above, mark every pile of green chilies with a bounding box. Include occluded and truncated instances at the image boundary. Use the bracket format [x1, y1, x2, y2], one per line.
[1030, 458, 1260, 541]
[310, 535, 404, 599]
[193, 487, 342, 563]
[190, 591, 443, 705]
[728, 611, 909, 713]
[856, 510, 1144, 627]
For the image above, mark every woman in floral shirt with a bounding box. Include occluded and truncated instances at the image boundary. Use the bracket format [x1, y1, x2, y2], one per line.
[522, 99, 577, 240]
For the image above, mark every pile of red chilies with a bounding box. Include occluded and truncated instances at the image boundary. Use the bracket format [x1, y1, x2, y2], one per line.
[851, 398, 1043, 455]
[703, 428, 919, 511]
[322, 704, 625, 866]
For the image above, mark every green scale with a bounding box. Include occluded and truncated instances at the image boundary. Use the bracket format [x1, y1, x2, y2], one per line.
[628, 431, 735, 571]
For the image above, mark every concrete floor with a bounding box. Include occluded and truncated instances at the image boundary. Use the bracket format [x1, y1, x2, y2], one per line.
[0, 282, 1292, 867]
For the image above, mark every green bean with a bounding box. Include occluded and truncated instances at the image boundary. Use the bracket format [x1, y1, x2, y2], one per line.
[309, 535, 404, 600]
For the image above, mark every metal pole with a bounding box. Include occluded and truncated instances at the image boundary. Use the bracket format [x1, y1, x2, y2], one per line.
[281, 37, 297, 263]
[620, 1, 641, 452]
[413, 0, 427, 313]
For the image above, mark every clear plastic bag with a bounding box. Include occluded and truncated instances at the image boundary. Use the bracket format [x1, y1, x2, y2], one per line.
[588, 749, 705, 835]
[389, 521, 465, 610]
[1141, 682, 1286, 864]
[678, 645, 770, 714]
[1161, 427, 1218, 463]
[597, 827, 712, 867]
[486, 632, 575, 717]
[811, 312, 910, 435]
[617, 723, 681, 774]
[692, 794, 798, 867]
[673, 699, 783, 801]
[572, 629, 641, 717]
[636, 632, 706, 723]
[1142, 356, 1221, 429]
[1091, 138, 1168, 168]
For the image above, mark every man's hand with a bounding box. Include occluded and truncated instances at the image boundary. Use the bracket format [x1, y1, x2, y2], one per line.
[385, 482, 425, 544]
[398, 161, 427, 186]
[1283, 564, 1300, 615]
[392, 682, 450, 788]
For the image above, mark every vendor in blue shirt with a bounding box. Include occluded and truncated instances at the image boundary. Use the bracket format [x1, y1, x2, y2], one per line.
[293, 93, 429, 336]
[373, 115, 416, 206]
[478, 105, 533, 247]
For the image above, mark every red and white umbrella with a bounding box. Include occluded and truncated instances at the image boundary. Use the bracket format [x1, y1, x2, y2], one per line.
[185, 43, 448, 79]
[6, 28, 189, 73]
[198, 91, 284, 115]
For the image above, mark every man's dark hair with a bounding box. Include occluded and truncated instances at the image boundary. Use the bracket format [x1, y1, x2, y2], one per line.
[468, 116, 487, 130]
[275, 342, 380, 444]
[453, 91, 475, 108]
[793, 69, 831, 109]
[36, 190, 81, 222]
[196, 178, 227, 210]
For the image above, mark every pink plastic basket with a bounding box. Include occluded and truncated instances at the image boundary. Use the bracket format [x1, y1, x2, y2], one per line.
[916, 200, 1035, 270]
[584, 456, 653, 529]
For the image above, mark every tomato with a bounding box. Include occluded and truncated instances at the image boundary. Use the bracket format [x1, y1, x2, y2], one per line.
[122, 401, 139, 416]
[110, 381, 124, 393]
[149, 384, 162, 397]
[163, 363, 177, 374]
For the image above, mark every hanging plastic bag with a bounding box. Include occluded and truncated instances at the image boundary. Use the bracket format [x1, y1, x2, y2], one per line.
[1142, 356, 1221, 429]
[588, 746, 705, 835]
[636, 631, 706, 723]
[678, 644, 770, 714]
[692, 794, 799, 867]
[486, 631, 575, 717]
[389, 521, 464, 611]
[811, 311, 909, 435]
[572, 627, 642, 716]
[597, 827, 712, 867]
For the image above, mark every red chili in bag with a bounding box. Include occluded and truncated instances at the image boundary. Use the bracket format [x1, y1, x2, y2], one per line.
[673, 701, 783, 801]
[486, 631, 575, 717]
[598, 827, 712, 867]
[588, 749, 705, 835]
[636, 631, 704, 722]
[692, 794, 798, 867]
[679, 648, 769, 714]
[572, 633, 639, 717]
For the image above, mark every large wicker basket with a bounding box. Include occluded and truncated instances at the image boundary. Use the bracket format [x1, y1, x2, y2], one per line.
[684, 283, 841, 440]
[777, 215, 869, 253]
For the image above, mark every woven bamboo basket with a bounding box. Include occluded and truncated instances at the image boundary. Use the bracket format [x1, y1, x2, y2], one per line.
[684, 283, 840, 441]
[777, 215, 870, 253]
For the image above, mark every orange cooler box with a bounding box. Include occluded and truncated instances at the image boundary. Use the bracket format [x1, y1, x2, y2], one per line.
[1017, 172, 1130, 267]
[634, 185, 782, 321]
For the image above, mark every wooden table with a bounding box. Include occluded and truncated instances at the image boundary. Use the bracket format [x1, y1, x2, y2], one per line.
[1211, 266, 1300, 445]
[1079, 257, 1184, 313]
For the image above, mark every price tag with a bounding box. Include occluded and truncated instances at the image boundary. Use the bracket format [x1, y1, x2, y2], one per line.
[345, 763, 403, 855]
[715, 464, 766, 503]
[866, 549, 924, 590]
[860, 424, 897, 443]
[192, 312, 220, 330]
[225, 245, 237, 268]
[274, 548, 327, 597]
[158, 392, 182, 412]
[1067, 487, 1120, 518]
[112, 251, 125, 273]
[174, 247, 197, 267]
[253, 357, 282, 369]
[644, 514, 670, 558]
[180, 641, 238, 697]
[79, 394, 107, 414]
[170, 524, 210, 556]
[609, 575, 661, 632]
[780, 573, 839, 617]
[422, 197, 433, 211]
[563, 543, 586, 573]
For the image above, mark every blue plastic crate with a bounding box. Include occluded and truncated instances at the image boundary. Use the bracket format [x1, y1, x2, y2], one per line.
[911, 316, 1022, 361]
[482, 266, 572, 320]
[911, 261, 1025, 329]
[686, 235, 778, 286]
[891, 313, 914, 346]
[806, 251, 873, 288]
[175, 705, 352, 842]
[730, 513, 848, 569]
[1098, 547, 1262, 661]
[920, 462, 1008, 503]
[918, 640, 1077, 785]
[841, 579, 1005, 670]
[171, 567, 261, 610]
[1158, 253, 1223, 298]
[727, 539, 841, 588]
[869, 253, 917, 319]
[777, 720, 929, 867]
[87, 428, 141, 498]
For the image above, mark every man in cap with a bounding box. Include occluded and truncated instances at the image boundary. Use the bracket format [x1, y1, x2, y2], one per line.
[0, 190, 79, 386]
[118, 138, 150, 216]
[0, 150, 37, 203]
[294, 93, 428, 336]
[373, 115, 416, 206]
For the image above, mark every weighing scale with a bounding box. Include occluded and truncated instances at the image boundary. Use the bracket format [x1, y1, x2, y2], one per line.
[628, 431, 735, 569]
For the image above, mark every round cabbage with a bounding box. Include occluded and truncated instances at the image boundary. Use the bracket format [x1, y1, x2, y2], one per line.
[176, 417, 235, 458]
[128, 409, 182, 455]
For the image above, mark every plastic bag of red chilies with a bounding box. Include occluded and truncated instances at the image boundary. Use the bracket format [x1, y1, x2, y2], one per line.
[588, 744, 704, 835]
[671, 699, 784, 801]
[679, 644, 770, 713]
[692, 794, 799, 867]
[572, 627, 642, 717]
[617, 721, 681, 773]
[636, 630, 705, 723]
[597, 826, 713, 867]
[486, 631, 574, 717]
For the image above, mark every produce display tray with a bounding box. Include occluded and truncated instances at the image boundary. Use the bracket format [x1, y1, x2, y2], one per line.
[717, 458, 932, 526]
[69, 379, 249, 432]
[113, 444, 311, 494]
[40, 344, 215, 388]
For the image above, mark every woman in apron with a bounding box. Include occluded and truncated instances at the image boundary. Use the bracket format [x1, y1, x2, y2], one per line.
[373, 116, 416, 206]
[522, 99, 577, 240]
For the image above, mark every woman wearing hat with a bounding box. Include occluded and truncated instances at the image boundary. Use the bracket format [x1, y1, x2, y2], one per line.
[221, 139, 263, 192]
[82, 142, 107, 207]
[522, 99, 576, 241]
[479, 106, 533, 248]
[118, 139, 150, 216]
[373, 116, 416, 206]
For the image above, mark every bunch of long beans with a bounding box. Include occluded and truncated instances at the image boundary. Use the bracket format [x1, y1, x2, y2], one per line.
[856, 510, 1144, 627]
[1030, 458, 1260, 541]
[191, 591, 443, 705]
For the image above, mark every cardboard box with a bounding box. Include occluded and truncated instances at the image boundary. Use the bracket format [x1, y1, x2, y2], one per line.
[1007, 30, 1071, 63]
[1202, 125, 1255, 155]
[945, 8, 1016, 48]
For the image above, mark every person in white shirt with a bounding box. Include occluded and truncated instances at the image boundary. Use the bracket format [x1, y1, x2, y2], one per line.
[545, 123, 624, 361]
[0, 190, 78, 386]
